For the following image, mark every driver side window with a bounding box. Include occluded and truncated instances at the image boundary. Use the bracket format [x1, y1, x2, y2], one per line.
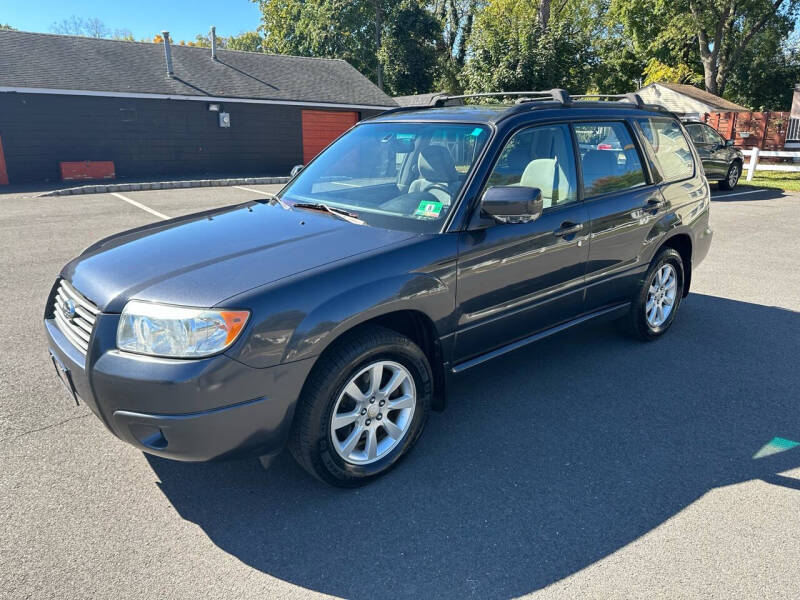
[704, 125, 725, 146]
[485, 124, 578, 209]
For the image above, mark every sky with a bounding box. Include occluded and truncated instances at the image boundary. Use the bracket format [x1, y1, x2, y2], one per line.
[3, 0, 263, 43]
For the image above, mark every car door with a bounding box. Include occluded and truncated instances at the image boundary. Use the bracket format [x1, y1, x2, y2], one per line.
[574, 120, 667, 311]
[701, 124, 732, 177]
[684, 123, 716, 178]
[453, 123, 590, 364]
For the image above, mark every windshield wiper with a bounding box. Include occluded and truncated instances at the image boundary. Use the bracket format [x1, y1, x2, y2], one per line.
[291, 202, 366, 225]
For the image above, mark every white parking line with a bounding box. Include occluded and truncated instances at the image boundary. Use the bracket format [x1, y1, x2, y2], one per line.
[233, 185, 276, 196]
[109, 192, 169, 220]
[714, 188, 767, 198]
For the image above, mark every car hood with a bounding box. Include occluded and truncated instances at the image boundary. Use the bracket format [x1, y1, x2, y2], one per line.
[63, 202, 416, 312]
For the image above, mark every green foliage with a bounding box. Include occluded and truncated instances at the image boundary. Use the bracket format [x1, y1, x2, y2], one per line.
[463, 0, 593, 93]
[227, 31, 264, 53]
[643, 59, 703, 86]
[378, 1, 440, 94]
[0, 23, 16, 31]
[249, 0, 799, 109]
[256, 0, 380, 83]
[723, 25, 800, 109]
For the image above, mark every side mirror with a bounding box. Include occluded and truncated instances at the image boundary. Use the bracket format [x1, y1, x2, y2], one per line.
[481, 186, 543, 224]
[725, 139, 734, 147]
[290, 164, 304, 177]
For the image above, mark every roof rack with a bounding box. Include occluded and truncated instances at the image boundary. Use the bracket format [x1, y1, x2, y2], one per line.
[375, 89, 669, 120]
[571, 93, 645, 108]
[431, 89, 572, 107]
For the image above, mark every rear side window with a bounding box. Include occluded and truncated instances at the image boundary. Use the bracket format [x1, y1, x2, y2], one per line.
[637, 118, 695, 181]
[573, 122, 646, 198]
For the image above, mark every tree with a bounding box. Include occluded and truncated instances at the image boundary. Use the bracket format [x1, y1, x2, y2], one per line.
[257, 0, 380, 85]
[255, 0, 442, 92]
[0, 23, 15, 30]
[50, 16, 110, 38]
[688, 0, 800, 96]
[463, 0, 594, 93]
[378, 0, 440, 94]
[434, 0, 483, 92]
[609, 0, 800, 97]
[227, 31, 263, 53]
[724, 26, 800, 109]
[113, 29, 135, 42]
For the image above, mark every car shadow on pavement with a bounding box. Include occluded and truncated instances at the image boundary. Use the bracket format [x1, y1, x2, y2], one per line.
[711, 186, 786, 201]
[147, 293, 800, 599]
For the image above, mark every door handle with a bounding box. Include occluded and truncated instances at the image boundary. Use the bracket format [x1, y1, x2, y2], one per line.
[553, 222, 583, 237]
[646, 198, 664, 211]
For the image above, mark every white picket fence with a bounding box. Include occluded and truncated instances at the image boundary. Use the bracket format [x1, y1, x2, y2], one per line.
[742, 148, 800, 181]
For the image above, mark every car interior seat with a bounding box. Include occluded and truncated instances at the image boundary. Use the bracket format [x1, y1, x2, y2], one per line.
[409, 145, 458, 204]
[519, 158, 570, 209]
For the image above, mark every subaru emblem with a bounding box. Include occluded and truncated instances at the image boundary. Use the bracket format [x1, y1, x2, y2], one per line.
[62, 298, 77, 321]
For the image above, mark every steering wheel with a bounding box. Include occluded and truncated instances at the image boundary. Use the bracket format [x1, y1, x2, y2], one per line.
[422, 183, 451, 198]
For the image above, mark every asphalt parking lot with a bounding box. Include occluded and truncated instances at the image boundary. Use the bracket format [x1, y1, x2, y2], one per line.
[1, 184, 799, 599]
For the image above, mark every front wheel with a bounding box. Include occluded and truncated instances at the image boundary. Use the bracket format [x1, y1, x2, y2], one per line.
[718, 162, 741, 190]
[625, 247, 685, 340]
[288, 326, 432, 487]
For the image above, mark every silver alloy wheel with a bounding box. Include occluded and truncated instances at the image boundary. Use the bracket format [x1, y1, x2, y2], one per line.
[329, 360, 416, 465]
[728, 164, 740, 187]
[645, 264, 678, 328]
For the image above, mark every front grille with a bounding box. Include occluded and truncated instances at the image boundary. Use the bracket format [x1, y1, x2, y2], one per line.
[52, 279, 99, 355]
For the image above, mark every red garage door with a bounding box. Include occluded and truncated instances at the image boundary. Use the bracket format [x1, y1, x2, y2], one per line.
[302, 110, 359, 164]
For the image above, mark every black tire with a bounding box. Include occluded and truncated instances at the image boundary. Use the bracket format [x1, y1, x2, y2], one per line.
[625, 247, 685, 341]
[288, 325, 432, 487]
[718, 161, 741, 190]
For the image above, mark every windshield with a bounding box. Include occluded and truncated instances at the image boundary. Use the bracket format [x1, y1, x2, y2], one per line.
[280, 122, 491, 233]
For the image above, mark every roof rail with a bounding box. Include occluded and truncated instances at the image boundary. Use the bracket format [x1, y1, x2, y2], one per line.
[373, 89, 670, 120]
[572, 93, 645, 107]
[432, 89, 572, 107]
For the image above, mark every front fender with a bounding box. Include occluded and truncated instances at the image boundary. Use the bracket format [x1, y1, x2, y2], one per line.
[284, 272, 452, 363]
[227, 233, 459, 369]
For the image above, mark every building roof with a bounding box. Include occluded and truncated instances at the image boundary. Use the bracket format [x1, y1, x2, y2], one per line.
[638, 82, 749, 113]
[0, 29, 396, 108]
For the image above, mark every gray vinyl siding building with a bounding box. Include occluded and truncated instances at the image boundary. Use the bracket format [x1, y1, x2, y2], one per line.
[0, 30, 396, 184]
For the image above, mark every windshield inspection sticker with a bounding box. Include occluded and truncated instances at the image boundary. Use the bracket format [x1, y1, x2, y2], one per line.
[415, 200, 444, 219]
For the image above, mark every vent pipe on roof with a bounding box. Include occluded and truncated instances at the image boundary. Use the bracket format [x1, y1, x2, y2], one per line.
[162, 30, 174, 78]
[210, 26, 218, 60]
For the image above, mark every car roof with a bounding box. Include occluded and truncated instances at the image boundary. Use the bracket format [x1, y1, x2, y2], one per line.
[369, 101, 674, 125]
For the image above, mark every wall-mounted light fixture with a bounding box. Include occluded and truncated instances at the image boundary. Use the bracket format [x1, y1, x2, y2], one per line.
[208, 103, 221, 112]
[219, 112, 231, 128]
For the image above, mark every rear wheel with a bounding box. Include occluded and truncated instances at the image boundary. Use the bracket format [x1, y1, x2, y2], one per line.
[625, 247, 685, 340]
[718, 162, 741, 190]
[288, 326, 432, 487]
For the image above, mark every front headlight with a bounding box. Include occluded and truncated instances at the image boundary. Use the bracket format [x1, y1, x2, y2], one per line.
[117, 301, 250, 358]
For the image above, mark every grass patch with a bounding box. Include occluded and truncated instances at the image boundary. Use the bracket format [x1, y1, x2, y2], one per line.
[739, 171, 800, 192]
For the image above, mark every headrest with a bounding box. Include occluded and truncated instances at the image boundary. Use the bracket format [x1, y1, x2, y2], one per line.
[520, 158, 558, 198]
[418, 145, 456, 183]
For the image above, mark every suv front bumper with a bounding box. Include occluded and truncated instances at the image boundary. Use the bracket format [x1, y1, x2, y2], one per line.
[44, 315, 315, 461]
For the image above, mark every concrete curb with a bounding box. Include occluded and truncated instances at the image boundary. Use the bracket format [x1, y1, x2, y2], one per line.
[35, 176, 291, 197]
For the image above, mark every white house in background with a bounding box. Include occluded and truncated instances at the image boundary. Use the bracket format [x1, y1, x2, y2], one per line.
[636, 82, 749, 120]
[786, 84, 800, 149]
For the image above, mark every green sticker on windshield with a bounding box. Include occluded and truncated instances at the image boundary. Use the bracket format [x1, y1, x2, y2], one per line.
[414, 200, 443, 219]
[470, 127, 484, 136]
